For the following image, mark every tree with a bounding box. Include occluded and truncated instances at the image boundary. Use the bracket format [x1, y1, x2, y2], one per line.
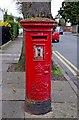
[58, 1, 79, 25]
[4, 10, 14, 22]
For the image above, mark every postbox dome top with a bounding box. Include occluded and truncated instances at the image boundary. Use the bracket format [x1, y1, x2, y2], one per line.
[20, 17, 57, 28]
[20, 17, 57, 24]
[20, 17, 55, 22]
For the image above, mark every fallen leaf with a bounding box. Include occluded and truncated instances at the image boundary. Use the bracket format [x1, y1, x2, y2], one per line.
[13, 88, 16, 93]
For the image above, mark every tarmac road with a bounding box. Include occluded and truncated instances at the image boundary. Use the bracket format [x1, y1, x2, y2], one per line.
[52, 32, 79, 89]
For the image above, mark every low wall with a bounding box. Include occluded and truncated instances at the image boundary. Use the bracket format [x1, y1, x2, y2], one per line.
[72, 25, 79, 33]
[0, 26, 11, 46]
[62, 26, 72, 32]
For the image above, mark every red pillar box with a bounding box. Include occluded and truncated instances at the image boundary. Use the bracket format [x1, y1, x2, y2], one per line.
[20, 18, 57, 115]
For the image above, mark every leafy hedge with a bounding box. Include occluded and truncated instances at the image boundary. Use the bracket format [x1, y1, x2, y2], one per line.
[3, 11, 19, 40]
[10, 22, 19, 40]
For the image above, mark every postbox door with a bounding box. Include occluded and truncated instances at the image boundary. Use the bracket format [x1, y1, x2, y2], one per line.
[26, 32, 52, 101]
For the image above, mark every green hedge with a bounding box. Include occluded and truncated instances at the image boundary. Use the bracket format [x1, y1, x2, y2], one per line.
[3, 12, 19, 40]
[10, 22, 19, 40]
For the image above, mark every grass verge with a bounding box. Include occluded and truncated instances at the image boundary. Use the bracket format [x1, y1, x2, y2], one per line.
[52, 62, 62, 76]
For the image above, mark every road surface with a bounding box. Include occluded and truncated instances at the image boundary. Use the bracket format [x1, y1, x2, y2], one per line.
[52, 32, 79, 89]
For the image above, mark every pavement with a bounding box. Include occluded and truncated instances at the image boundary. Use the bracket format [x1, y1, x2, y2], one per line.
[0, 31, 78, 119]
[0, 34, 23, 72]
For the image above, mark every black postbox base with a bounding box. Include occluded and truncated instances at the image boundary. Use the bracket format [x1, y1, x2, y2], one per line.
[25, 99, 51, 115]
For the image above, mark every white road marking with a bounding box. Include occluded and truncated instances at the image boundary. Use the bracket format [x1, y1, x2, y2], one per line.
[55, 51, 79, 73]
[53, 51, 77, 76]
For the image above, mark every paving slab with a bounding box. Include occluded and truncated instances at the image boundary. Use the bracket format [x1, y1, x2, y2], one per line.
[77, 98, 79, 119]
[2, 55, 20, 64]
[52, 90, 77, 103]
[2, 88, 25, 101]
[2, 101, 24, 118]
[0, 101, 2, 120]
[2, 72, 25, 101]
[0, 70, 2, 84]
[2, 72, 25, 89]
[1, 35, 23, 72]
[2, 64, 10, 72]
[53, 81, 74, 91]
[0, 59, 2, 72]
[52, 81, 77, 103]
[2, 36, 22, 55]
[0, 85, 2, 100]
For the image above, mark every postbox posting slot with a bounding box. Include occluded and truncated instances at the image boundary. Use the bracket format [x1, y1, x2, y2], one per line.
[32, 36, 47, 40]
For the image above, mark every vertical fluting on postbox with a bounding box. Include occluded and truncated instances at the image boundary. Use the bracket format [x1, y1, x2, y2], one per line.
[20, 18, 57, 115]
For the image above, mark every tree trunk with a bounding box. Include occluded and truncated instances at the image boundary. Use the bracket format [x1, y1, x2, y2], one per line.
[22, 2, 52, 19]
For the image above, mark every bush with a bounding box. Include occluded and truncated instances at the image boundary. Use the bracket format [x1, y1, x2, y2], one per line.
[3, 11, 19, 40]
[0, 21, 11, 27]
[10, 22, 19, 40]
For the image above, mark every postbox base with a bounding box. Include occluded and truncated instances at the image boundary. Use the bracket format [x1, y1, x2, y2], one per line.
[25, 99, 51, 115]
